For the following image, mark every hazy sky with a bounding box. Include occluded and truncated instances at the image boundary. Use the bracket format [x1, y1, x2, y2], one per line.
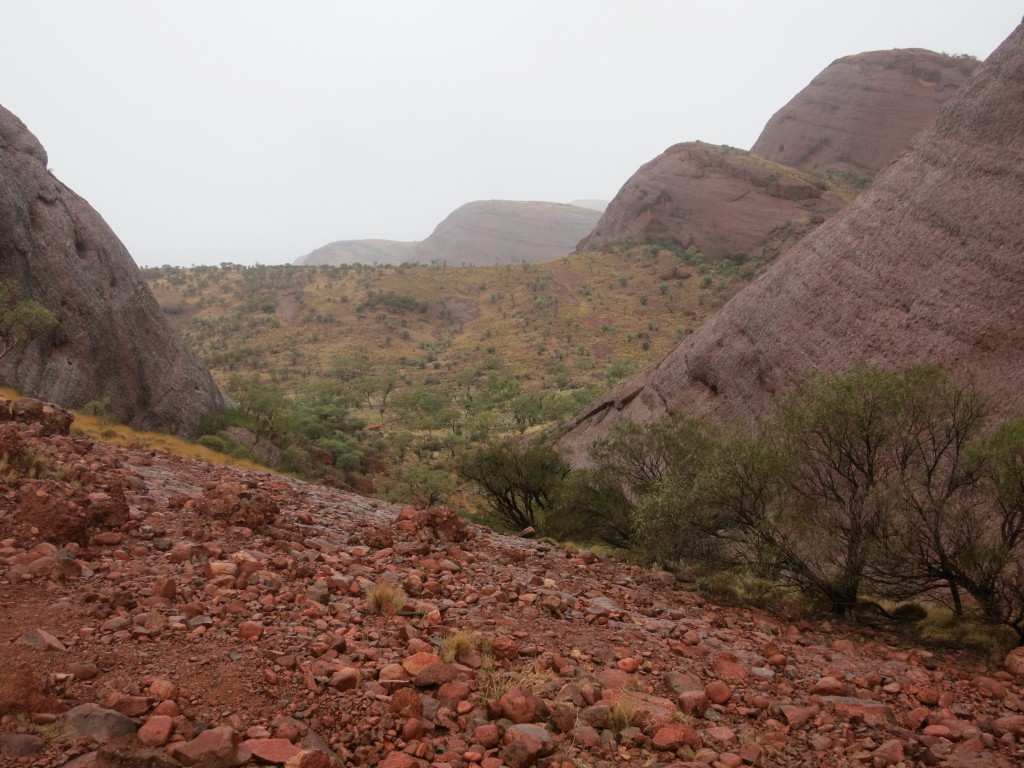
[3, 2, 1020, 267]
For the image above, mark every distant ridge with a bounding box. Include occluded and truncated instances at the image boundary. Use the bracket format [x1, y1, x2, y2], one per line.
[295, 200, 601, 266]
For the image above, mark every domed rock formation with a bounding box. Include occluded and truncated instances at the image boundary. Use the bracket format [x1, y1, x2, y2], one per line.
[751, 49, 979, 176]
[414, 200, 601, 267]
[0, 105, 229, 436]
[298, 200, 602, 267]
[578, 142, 846, 259]
[558, 25, 1024, 464]
[296, 239, 417, 266]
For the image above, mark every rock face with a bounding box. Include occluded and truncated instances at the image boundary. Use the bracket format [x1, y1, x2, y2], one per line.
[295, 239, 417, 266]
[558, 25, 1024, 463]
[296, 200, 601, 267]
[751, 49, 979, 176]
[0, 105, 228, 436]
[577, 142, 845, 259]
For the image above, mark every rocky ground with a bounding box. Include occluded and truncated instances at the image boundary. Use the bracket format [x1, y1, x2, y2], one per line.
[2, 399, 1024, 768]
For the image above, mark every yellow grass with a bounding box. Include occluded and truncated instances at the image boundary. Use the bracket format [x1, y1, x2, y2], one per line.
[1, 385, 268, 471]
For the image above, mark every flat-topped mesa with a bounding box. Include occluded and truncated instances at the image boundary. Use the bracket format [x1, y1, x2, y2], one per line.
[751, 48, 979, 176]
[558, 25, 1024, 465]
[0, 105, 229, 436]
[577, 141, 846, 259]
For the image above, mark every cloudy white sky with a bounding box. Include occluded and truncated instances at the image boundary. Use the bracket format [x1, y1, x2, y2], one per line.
[2, 2, 1020, 267]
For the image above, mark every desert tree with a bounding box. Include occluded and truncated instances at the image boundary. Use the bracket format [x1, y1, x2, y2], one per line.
[0, 281, 57, 361]
[456, 440, 569, 532]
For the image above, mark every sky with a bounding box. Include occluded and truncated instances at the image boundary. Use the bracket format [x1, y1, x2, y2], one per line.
[2, 2, 1021, 267]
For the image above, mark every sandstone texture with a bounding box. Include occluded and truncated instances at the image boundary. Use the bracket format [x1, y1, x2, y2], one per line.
[752, 49, 978, 176]
[0, 105, 228, 436]
[296, 201, 601, 267]
[577, 142, 846, 259]
[3, 402, 1024, 767]
[559, 25, 1024, 463]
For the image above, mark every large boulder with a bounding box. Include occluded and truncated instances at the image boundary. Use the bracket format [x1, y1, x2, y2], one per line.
[0, 105, 229, 436]
[559, 24, 1024, 462]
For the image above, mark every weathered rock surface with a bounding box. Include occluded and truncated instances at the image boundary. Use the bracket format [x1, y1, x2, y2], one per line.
[296, 200, 601, 267]
[559, 24, 1024, 462]
[0, 104, 228, 436]
[2, 399, 1023, 767]
[577, 142, 845, 259]
[752, 48, 979, 176]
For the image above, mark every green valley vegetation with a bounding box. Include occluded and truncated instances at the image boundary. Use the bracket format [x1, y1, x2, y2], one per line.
[142, 242, 769, 499]
[459, 365, 1024, 648]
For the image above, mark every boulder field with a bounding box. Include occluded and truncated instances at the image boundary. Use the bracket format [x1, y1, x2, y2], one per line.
[2, 400, 1023, 767]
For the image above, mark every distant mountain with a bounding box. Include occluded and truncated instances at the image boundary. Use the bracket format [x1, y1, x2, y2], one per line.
[578, 142, 847, 260]
[569, 199, 609, 212]
[294, 200, 602, 267]
[559, 25, 1024, 463]
[752, 48, 979, 176]
[413, 200, 601, 267]
[0, 104, 228, 436]
[296, 239, 417, 266]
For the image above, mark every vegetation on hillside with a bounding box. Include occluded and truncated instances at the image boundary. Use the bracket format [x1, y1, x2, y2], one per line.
[460, 366, 1024, 647]
[142, 241, 774, 497]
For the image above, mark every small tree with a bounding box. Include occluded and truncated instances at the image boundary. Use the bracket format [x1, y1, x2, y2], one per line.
[0, 281, 57, 361]
[457, 440, 569, 531]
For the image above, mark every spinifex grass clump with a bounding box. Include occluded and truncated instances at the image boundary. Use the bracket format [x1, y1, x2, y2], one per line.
[365, 582, 407, 614]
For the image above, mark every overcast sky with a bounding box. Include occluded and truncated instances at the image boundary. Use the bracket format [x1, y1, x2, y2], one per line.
[2, 2, 1020, 267]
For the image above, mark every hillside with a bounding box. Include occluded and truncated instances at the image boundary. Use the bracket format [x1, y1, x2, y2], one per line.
[559, 24, 1024, 462]
[2, 399, 1023, 767]
[752, 49, 979, 176]
[0, 105, 227, 436]
[295, 201, 602, 268]
[579, 143, 850, 258]
[146, 244, 766, 410]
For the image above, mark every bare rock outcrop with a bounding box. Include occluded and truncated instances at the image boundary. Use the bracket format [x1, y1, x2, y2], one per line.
[751, 49, 979, 176]
[577, 142, 845, 259]
[0, 104, 229, 436]
[559, 25, 1024, 463]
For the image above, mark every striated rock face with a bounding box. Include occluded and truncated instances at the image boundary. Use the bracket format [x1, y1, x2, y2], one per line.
[0, 105, 229, 436]
[295, 239, 417, 266]
[559, 25, 1024, 464]
[578, 142, 845, 259]
[751, 49, 979, 176]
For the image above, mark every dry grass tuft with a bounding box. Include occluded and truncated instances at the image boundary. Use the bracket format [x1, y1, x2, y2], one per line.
[439, 629, 477, 663]
[607, 698, 638, 734]
[365, 582, 407, 614]
[479, 660, 554, 701]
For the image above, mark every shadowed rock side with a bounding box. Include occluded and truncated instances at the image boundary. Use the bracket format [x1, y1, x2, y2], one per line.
[414, 200, 602, 267]
[578, 142, 846, 259]
[296, 239, 418, 266]
[558, 25, 1024, 465]
[752, 49, 979, 176]
[0, 105, 229, 436]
